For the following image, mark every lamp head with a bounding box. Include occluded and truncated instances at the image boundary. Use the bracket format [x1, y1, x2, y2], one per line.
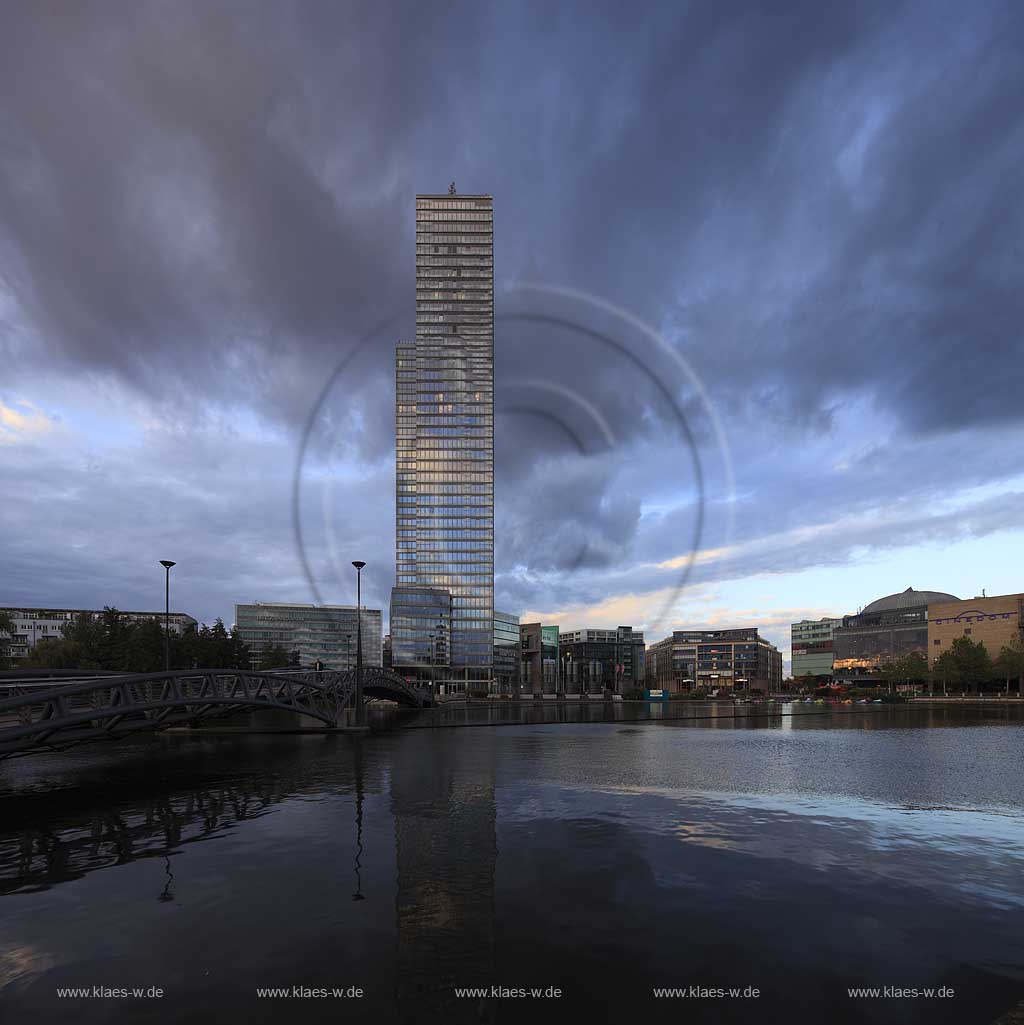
[160, 560, 176, 569]
[352, 560, 366, 570]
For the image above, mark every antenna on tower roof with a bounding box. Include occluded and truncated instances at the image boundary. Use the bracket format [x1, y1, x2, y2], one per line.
[448, 181, 457, 195]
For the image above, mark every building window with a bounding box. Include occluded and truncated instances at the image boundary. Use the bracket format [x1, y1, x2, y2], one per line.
[963, 628, 971, 635]
[933, 639, 941, 646]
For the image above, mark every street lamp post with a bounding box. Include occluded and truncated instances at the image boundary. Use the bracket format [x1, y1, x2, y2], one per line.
[352, 561, 366, 727]
[159, 560, 176, 671]
[430, 629, 436, 695]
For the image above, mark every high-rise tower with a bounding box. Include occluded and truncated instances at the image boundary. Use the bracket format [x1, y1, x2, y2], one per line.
[391, 189, 494, 693]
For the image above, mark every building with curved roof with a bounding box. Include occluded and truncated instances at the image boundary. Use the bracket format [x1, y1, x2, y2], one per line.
[833, 586, 959, 683]
[860, 588, 960, 616]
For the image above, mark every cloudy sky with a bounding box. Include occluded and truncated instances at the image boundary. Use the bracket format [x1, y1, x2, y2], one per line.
[2, 0, 1023, 670]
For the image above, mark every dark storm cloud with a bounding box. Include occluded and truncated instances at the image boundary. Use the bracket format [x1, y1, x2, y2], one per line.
[0, 418, 397, 624]
[0, 1, 439, 426]
[3, 0, 1021, 431]
[2, 0, 1023, 618]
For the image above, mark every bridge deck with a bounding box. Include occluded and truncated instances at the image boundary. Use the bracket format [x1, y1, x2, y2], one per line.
[0, 668, 431, 760]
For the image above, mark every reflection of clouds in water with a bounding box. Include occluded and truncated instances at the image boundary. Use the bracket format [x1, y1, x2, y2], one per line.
[523, 782, 1024, 908]
[0, 942, 57, 988]
[673, 821, 740, 851]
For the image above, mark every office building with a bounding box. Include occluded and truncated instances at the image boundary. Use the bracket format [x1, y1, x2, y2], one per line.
[493, 610, 520, 694]
[520, 623, 559, 696]
[558, 626, 645, 695]
[392, 188, 494, 693]
[791, 617, 844, 680]
[645, 628, 782, 693]
[928, 592, 1024, 669]
[832, 587, 957, 683]
[234, 602, 381, 670]
[0, 606, 198, 662]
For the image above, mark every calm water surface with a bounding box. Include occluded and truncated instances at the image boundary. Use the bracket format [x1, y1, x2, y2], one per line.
[1, 703, 1022, 1024]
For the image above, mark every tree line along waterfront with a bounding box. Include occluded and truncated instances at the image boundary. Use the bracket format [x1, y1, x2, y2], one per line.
[794, 640, 1024, 696]
[2, 607, 1021, 695]
[0, 608, 297, 673]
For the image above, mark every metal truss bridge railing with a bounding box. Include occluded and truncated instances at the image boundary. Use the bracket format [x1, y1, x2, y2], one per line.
[0, 667, 431, 760]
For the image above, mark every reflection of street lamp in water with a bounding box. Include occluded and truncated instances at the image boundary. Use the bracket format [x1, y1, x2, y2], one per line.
[352, 751, 365, 902]
[158, 853, 174, 903]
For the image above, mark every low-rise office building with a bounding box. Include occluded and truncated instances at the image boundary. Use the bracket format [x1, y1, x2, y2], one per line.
[558, 626, 645, 695]
[234, 602, 381, 671]
[0, 606, 198, 662]
[791, 617, 844, 680]
[832, 587, 958, 683]
[520, 623, 559, 696]
[928, 592, 1024, 670]
[645, 628, 782, 693]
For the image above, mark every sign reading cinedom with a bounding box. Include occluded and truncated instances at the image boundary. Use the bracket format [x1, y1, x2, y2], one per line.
[928, 593, 1024, 666]
[930, 609, 1019, 625]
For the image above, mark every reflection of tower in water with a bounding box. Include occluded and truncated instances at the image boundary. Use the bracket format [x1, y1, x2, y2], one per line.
[391, 736, 496, 1021]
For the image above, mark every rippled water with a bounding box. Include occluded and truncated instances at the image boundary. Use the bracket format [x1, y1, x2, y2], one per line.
[1, 703, 1022, 1023]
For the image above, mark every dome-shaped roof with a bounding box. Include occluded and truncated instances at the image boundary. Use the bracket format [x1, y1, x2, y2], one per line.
[861, 587, 960, 614]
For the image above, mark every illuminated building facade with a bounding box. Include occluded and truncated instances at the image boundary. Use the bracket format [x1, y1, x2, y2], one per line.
[392, 189, 494, 693]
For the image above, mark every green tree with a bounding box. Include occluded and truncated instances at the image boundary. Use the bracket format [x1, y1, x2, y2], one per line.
[193, 623, 214, 667]
[948, 636, 994, 693]
[932, 650, 960, 693]
[901, 651, 929, 684]
[208, 619, 233, 668]
[173, 623, 200, 670]
[258, 642, 291, 670]
[994, 635, 1024, 695]
[95, 607, 131, 670]
[229, 627, 251, 670]
[878, 660, 899, 692]
[121, 618, 166, 674]
[883, 651, 930, 692]
[0, 610, 14, 669]
[62, 612, 104, 668]
[23, 635, 84, 670]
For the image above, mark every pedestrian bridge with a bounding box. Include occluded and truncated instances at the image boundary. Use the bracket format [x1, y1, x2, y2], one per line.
[0, 667, 431, 760]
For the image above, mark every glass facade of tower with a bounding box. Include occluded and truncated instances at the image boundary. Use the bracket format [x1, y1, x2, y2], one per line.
[390, 586, 451, 674]
[492, 610, 520, 694]
[393, 192, 494, 690]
